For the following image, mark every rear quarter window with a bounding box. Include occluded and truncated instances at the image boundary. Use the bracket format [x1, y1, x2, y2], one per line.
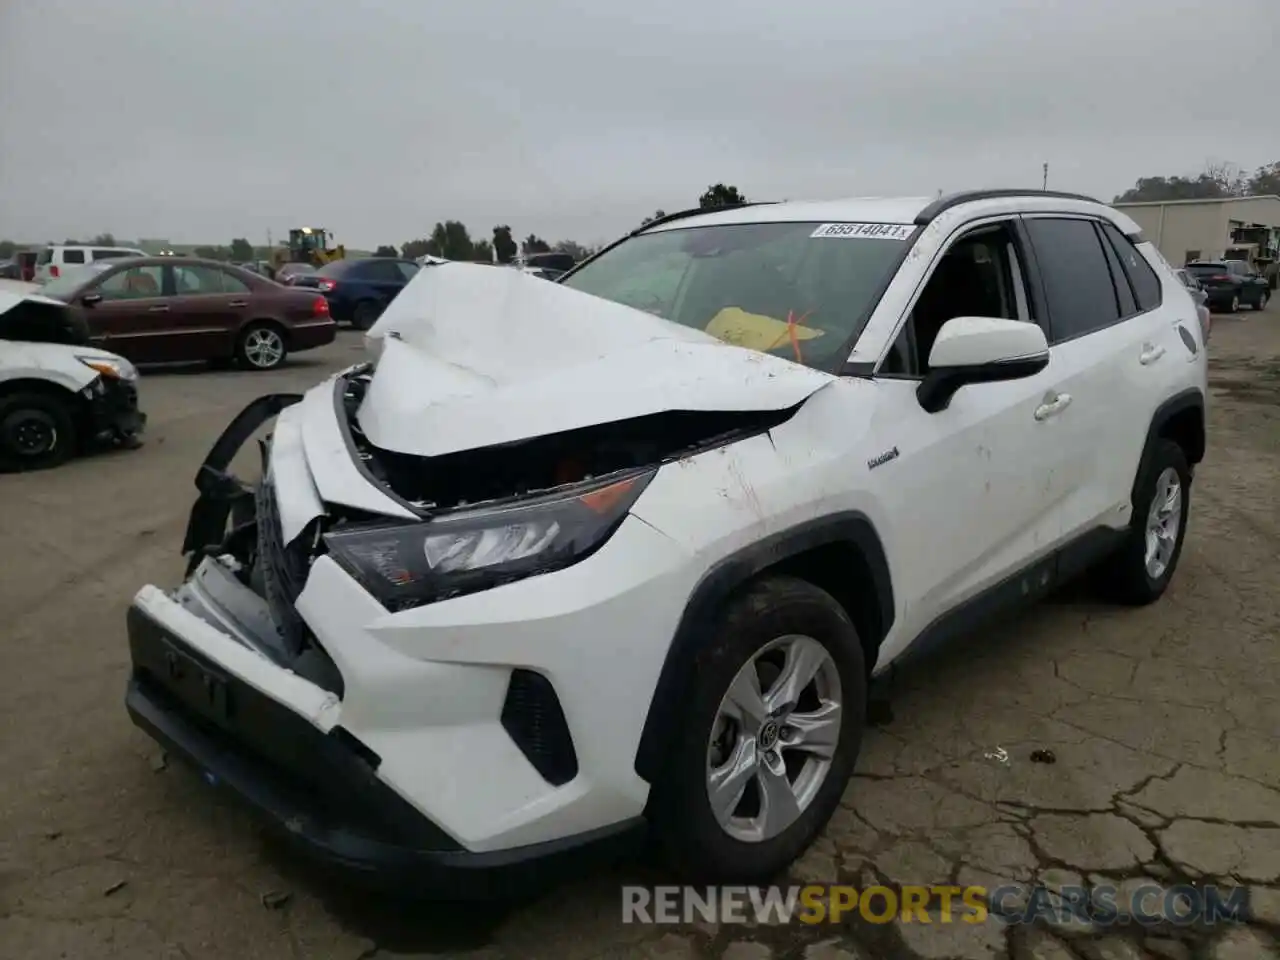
[37, 248, 54, 264]
[63, 249, 86, 264]
[1099, 223, 1162, 312]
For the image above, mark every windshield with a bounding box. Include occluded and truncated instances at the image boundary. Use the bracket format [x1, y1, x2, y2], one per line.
[560, 221, 910, 371]
[37, 262, 112, 299]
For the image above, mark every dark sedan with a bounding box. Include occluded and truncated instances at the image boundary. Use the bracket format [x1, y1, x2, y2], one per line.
[1184, 260, 1270, 313]
[290, 257, 422, 329]
[37, 257, 336, 370]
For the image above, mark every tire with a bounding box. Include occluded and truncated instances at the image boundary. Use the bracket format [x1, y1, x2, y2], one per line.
[1096, 439, 1191, 606]
[235, 322, 288, 371]
[1230, 293, 1240, 313]
[651, 575, 867, 884]
[352, 300, 381, 331]
[0, 391, 78, 472]
[1257, 290, 1269, 311]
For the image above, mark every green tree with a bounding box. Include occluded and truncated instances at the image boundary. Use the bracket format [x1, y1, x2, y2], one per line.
[492, 225, 517, 264]
[90, 232, 116, 246]
[428, 221, 475, 261]
[1248, 162, 1280, 196]
[640, 209, 666, 228]
[698, 184, 747, 209]
[522, 234, 550, 255]
[193, 245, 230, 261]
[228, 238, 254, 262]
[472, 239, 494, 263]
[401, 238, 433, 260]
[373, 244, 399, 257]
[1113, 162, 1249, 203]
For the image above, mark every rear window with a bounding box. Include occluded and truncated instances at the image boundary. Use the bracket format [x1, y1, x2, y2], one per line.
[63, 249, 85, 264]
[37, 248, 54, 265]
[1186, 264, 1226, 278]
[315, 260, 357, 278]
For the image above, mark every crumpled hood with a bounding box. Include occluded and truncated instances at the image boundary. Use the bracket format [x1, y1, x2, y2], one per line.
[358, 263, 834, 457]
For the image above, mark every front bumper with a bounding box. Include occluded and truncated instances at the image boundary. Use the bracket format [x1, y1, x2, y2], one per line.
[87, 375, 145, 441]
[125, 598, 645, 897]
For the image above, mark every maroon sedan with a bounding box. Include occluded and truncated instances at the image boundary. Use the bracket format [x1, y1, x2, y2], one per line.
[38, 257, 336, 370]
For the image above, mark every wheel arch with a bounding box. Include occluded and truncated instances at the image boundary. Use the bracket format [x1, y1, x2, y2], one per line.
[1133, 388, 1205, 502]
[634, 511, 895, 784]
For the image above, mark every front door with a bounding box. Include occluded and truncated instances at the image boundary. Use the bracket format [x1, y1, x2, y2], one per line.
[80, 263, 172, 363]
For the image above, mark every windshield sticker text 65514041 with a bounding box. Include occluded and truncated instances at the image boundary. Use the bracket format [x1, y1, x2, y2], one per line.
[810, 222, 914, 241]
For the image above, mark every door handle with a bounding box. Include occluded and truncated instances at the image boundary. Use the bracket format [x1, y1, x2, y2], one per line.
[1034, 393, 1072, 421]
[148, 305, 169, 313]
[1139, 344, 1166, 365]
[228, 300, 248, 308]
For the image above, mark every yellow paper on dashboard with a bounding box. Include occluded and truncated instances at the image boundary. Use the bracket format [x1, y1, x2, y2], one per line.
[704, 307, 825, 352]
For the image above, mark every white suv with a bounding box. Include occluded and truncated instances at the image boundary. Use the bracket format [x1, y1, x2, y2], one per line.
[34, 244, 146, 283]
[124, 190, 1207, 895]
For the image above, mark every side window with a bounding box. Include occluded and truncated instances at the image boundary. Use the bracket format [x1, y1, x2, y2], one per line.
[395, 261, 420, 282]
[1099, 223, 1162, 312]
[92, 249, 137, 261]
[219, 270, 251, 294]
[1098, 229, 1138, 318]
[63, 249, 86, 265]
[174, 265, 228, 294]
[880, 221, 1032, 377]
[1023, 218, 1120, 343]
[96, 265, 165, 300]
[363, 259, 405, 282]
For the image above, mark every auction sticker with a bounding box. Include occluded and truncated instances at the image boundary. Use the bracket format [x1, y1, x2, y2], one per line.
[811, 222, 913, 241]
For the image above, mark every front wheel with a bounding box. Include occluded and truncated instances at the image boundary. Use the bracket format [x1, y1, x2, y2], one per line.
[1257, 290, 1269, 311]
[0, 391, 78, 471]
[235, 323, 288, 371]
[652, 576, 866, 884]
[1096, 439, 1191, 605]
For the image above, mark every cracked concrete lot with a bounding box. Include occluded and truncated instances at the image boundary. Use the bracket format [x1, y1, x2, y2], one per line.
[2, 306, 1278, 960]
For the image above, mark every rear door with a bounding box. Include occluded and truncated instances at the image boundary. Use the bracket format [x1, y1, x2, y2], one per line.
[81, 263, 173, 362]
[358, 258, 411, 304]
[1021, 216, 1181, 543]
[168, 264, 251, 359]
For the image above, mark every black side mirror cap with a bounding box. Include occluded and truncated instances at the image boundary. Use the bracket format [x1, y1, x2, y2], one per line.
[916, 353, 1050, 414]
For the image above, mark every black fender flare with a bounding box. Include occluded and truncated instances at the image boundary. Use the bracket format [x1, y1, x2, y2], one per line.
[633, 511, 894, 784]
[1130, 387, 1205, 504]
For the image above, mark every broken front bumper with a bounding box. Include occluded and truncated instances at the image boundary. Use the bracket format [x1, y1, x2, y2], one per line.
[124, 390, 649, 896]
[124, 592, 644, 897]
[87, 375, 145, 442]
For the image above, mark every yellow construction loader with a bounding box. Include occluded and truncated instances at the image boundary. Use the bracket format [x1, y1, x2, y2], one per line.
[272, 227, 345, 271]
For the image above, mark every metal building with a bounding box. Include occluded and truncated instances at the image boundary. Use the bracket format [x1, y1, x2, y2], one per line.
[1113, 195, 1280, 268]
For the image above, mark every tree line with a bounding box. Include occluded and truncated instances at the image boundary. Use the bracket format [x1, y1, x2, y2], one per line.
[1113, 160, 1280, 203]
[0, 184, 753, 264]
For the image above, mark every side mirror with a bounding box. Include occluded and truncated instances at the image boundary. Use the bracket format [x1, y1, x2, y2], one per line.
[917, 316, 1049, 414]
[81, 293, 102, 307]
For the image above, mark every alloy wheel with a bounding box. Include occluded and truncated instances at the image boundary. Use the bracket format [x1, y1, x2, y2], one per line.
[706, 634, 842, 843]
[243, 328, 284, 368]
[1144, 466, 1182, 580]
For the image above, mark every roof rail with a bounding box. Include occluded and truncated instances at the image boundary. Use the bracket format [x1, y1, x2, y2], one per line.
[630, 201, 778, 236]
[914, 189, 1100, 225]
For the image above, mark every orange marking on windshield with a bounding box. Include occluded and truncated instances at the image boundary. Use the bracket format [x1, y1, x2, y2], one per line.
[786, 309, 812, 364]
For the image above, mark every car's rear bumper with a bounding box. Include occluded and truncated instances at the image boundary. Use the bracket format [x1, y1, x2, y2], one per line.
[125, 599, 647, 898]
[288, 319, 337, 351]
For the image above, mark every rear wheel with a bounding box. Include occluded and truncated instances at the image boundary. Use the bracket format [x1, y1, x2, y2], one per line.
[0, 391, 78, 471]
[235, 323, 288, 371]
[1257, 290, 1269, 311]
[1230, 292, 1240, 313]
[652, 576, 866, 883]
[352, 300, 381, 331]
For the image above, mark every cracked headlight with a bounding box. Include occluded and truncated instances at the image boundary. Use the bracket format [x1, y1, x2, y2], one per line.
[77, 355, 138, 381]
[324, 469, 655, 610]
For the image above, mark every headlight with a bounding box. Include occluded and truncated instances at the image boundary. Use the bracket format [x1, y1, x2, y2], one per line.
[77, 355, 137, 381]
[324, 469, 655, 610]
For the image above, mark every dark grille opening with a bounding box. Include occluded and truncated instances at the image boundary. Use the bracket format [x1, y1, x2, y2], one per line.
[254, 480, 344, 696]
[500, 669, 578, 786]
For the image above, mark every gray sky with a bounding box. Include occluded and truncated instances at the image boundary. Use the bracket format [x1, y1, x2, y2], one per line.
[1, 0, 1276, 250]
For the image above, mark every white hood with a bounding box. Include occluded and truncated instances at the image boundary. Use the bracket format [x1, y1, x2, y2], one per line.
[359, 263, 834, 457]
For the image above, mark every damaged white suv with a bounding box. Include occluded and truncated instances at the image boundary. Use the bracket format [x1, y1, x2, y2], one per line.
[125, 191, 1207, 895]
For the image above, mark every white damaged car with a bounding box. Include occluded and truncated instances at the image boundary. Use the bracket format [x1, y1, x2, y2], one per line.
[125, 191, 1207, 895]
[0, 287, 145, 470]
